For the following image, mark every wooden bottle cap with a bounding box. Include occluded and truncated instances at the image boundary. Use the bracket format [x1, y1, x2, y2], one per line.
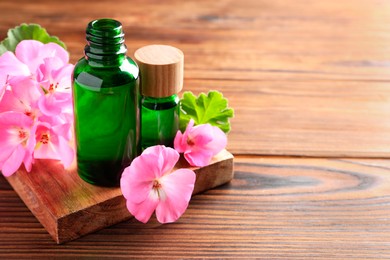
[134, 45, 184, 98]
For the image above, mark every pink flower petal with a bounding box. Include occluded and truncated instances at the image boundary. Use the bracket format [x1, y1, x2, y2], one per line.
[52, 123, 72, 141]
[160, 145, 179, 175]
[10, 76, 41, 105]
[16, 41, 70, 74]
[120, 154, 158, 204]
[1, 145, 25, 176]
[126, 196, 159, 224]
[146, 145, 179, 178]
[123, 154, 156, 182]
[39, 57, 64, 77]
[0, 142, 16, 163]
[0, 51, 30, 77]
[155, 169, 196, 223]
[5, 78, 41, 120]
[120, 176, 153, 205]
[189, 124, 214, 146]
[0, 111, 33, 129]
[0, 83, 5, 101]
[37, 94, 62, 116]
[15, 40, 45, 73]
[40, 43, 69, 64]
[140, 146, 171, 179]
[0, 90, 24, 113]
[174, 119, 194, 153]
[23, 149, 34, 173]
[57, 137, 74, 168]
[184, 149, 214, 167]
[25, 123, 37, 165]
[37, 57, 72, 87]
[141, 145, 162, 156]
[173, 130, 185, 153]
[49, 63, 74, 90]
[207, 126, 228, 155]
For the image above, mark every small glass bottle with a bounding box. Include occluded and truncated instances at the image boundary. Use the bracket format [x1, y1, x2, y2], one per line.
[72, 19, 139, 187]
[134, 45, 184, 150]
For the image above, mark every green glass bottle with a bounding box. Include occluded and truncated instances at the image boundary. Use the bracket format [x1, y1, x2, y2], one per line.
[72, 19, 139, 187]
[134, 45, 184, 150]
[141, 94, 180, 149]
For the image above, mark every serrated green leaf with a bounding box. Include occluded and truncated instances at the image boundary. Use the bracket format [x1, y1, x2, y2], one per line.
[0, 45, 7, 55]
[0, 23, 66, 55]
[179, 90, 234, 133]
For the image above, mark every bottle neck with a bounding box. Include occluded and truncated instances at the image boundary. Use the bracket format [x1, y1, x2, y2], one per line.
[84, 19, 127, 67]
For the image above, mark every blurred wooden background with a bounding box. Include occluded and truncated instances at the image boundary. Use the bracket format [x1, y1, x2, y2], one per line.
[1, 0, 390, 258]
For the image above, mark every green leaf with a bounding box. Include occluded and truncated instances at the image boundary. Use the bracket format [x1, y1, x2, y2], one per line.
[179, 90, 234, 133]
[0, 45, 7, 55]
[0, 23, 66, 55]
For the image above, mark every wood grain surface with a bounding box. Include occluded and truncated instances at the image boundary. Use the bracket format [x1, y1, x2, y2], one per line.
[1, 0, 389, 156]
[1, 0, 390, 258]
[2, 156, 390, 258]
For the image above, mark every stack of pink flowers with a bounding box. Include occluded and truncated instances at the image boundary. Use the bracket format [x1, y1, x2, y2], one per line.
[0, 40, 74, 176]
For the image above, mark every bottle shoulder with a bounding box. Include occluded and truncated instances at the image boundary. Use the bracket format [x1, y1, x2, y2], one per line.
[73, 57, 139, 88]
[74, 57, 138, 75]
[142, 95, 179, 110]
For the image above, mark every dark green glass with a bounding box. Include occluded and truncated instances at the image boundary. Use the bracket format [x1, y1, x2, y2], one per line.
[72, 19, 139, 187]
[141, 94, 179, 150]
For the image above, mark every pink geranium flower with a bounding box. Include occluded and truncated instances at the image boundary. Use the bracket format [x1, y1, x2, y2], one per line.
[21, 40, 73, 117]
[0, 51, 30, 100]
[120, 145, 196, 224]
[0, 112, 36, 176]
[174, 119, 227, 167]
[0, 40, 74, 176]
[15, 40, 69, 77]
[0, 40, 69, 83]
[0, 76, 41, 119]
[36, 55, 74, 116]
[0, 51, 30, 78]
[34, 121, 74, 168]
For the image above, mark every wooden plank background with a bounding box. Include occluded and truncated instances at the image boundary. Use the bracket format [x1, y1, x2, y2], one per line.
[1, 0, 390, 258]
[1, 0, 390, 157]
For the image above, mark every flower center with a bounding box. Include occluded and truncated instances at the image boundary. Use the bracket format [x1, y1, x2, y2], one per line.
[17, 128, 29, 146]
[24, 109, 36, 120]
[48, 83, 58, 93]
[187, 138, 195, 146]
[151, 179, 166, 201]
[18, 129, 27, 140]
[40, 133, 50, 144]
[153, 179, 162, 189]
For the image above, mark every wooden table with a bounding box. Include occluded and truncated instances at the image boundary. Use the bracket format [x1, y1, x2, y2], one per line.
[1, 0, 390, 258]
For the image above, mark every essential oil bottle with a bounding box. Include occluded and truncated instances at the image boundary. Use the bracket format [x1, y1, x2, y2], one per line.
[134, 45, 184, 150]
[72, 18, 139, 187]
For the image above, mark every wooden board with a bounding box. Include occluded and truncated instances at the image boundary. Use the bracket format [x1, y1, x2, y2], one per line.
[5, 150, 234, 244]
